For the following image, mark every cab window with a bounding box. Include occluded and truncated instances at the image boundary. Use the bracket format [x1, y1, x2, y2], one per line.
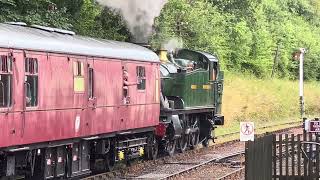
[25, 58, 38, 107]
[0, 55, 12, 108]
[212, 62, 218, 81]
[176, 50, 209, 70]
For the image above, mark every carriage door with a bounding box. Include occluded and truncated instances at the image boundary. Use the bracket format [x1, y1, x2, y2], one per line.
[0, 50, 16, 144]
[72, 58, 88, 137]
[119, 63, 129, 130]
[86, 58, 95, 133]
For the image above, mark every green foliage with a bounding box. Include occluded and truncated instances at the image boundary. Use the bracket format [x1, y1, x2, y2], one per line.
[151, 0, 229, 67]
[0, 0, 131, 41]
[152, 0, 320, 79]
[0, 0, 320, 79]
[0, 0, 72, 29]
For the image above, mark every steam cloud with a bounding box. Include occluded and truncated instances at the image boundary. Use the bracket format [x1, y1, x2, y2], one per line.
[163, 38, 183, 52]
[97, 0, 167, 43]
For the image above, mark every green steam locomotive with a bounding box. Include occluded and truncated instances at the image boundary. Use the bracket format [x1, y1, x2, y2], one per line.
[156, 48, 224, 155]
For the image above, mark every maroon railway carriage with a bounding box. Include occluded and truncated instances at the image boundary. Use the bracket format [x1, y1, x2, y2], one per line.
[0, 23, 160, 179]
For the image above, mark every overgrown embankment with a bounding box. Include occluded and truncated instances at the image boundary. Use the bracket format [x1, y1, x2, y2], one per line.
[217, 73, 320, 135]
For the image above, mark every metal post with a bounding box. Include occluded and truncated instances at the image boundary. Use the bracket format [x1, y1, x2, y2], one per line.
[299, 48, 305, 118]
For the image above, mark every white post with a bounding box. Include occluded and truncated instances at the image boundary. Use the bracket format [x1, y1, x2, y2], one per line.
[299, 48, 305, 118]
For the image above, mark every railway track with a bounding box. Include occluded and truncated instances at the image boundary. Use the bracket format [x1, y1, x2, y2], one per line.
[217, 167, 245, 180]
[82, 122, 302, 180]
[158, 151, 245, 180]
[83, 151, 245, 180]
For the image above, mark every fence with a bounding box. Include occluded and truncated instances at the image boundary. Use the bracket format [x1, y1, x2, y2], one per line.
[246, 133, 320, 180]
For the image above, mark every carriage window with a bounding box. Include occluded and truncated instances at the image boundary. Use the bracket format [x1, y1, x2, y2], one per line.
[25, 58, 38, 107]
[73, 61, 83, 77]
[73, 61, 85, 92]
[0, 55, 12, 72]
[88, 68, 94, 98]
[0, 55, 12, 108]
[25, 58, 38, 74]
[137, 66, 146, 90]
[123, 67, 129, 104]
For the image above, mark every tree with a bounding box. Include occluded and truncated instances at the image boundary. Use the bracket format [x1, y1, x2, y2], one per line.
[0, 0, 131, 41]
[0, 0, 72, 29]
[152, 0, 320, 79]
[151, 0, 229, 67]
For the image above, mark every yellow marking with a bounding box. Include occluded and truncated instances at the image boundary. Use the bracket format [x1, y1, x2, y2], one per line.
[203, 85, 211, 90]
[139, 147, 144, 157]
[74, 77, 85, 92]
[159, 50, 169, 63]
[118, 150, 125, 161]
[191, 85, 197, 90]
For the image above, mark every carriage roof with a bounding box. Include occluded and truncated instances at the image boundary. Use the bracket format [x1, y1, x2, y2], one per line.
[0, 23, 159, 62]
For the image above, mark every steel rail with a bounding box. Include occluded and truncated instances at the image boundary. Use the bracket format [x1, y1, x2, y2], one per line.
[158, 150, 245, 180]
[217, 167, 245, 180]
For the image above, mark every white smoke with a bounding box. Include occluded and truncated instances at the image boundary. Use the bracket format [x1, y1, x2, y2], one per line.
[97, 0, 167, 43]
[163, 38, 184, 52]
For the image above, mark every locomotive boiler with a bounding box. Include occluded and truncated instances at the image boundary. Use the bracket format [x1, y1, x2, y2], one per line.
[0, 22, 223, 179]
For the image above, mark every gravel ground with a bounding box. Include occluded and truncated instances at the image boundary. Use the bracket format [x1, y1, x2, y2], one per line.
[166, 127, 303, 180]
[123, 141, 245, 179]
[171, 164, 243, 180]
[169, 153, 245, 180]
[82, 126, 303, 180]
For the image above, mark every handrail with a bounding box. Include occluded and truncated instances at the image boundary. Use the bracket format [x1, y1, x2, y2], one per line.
[0, 81, 4, 106]
[25, 82, 31, 106]
[300, 141, 320, 161]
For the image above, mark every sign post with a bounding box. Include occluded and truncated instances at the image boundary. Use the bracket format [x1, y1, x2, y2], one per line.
[293, 48, 306, 118]
[240, 122, 254, 141]
[304, 118, 320, 133]
[299, 48, 306, 118]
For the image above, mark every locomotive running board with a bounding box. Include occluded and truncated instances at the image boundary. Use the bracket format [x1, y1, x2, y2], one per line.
[161, 107, 215, 115]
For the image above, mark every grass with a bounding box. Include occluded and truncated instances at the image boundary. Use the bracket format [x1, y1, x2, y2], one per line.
[215, 122, 301, 144]
[216, 72, 320, 136]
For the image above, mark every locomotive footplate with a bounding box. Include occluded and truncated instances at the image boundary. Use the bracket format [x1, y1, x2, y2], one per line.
[160, 107, 215, 116]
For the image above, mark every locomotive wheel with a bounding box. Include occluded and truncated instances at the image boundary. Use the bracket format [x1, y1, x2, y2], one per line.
[190, 131, 199, 149]
[166, 139, 176, 156]
[146, 135, 158, 160]
[177, 135, 188, 153]
[190, 116, 200, 149]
